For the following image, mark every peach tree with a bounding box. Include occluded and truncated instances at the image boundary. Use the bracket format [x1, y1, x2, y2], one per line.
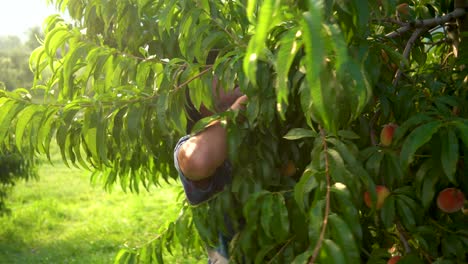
[0, 0, 466, 263]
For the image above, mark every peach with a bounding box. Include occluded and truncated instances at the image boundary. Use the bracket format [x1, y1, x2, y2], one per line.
[396, 3, 410, 16]
[364, 185, 390, 210]
[380, 123, 398, 146]
[281, 160, 297, 177]
[387, 255, 401, 264]
[437, 188, 465, 213]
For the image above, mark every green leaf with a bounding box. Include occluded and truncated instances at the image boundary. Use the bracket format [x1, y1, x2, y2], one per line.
[328, 214, 360, 264]
[380, 195, 395, 228]
[330, 183, 362, 241]
[44, 26, 73, 58]
[62, 43, 91, 98]
[365, 150, 384, 178]
[294, 165, 318, 213]
[283, 128, 318, 140]
[254, 243, 277, 264]
[382, 152, 404, 186]
[246, 0, 257, 24]
[126, 104, 143, 140]
[337, 130, 360, 139]
[318, 239, 346, 264]
[0, 100, 25, 144]
[291, 248, 313, 264]
[421, 172, 437, 209]
[271, 194, 290, 242]
[400, 121, 443, 169]
[453, 120, 468, 147]
[15, 105, 43, 151]
[440, 129, 458, 183]
[83, 108, 101, 166]
[276, 28, 301, 117]
[260, 194, 274, 238]
[308, 199, 325, 242]
[302, 5, 328, 130]
[243, 190, 268, 225]
[243, 0, 276, 86]
[396, 198, 416, 230]
[326, 138, 370, 183]
[37, 107, 59, 160]
[392, 114, 434, 144]
[136, 61, 152, 90]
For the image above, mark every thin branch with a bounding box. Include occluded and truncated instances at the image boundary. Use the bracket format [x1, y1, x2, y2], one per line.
[392, 28, 424, 87]
[308, 127, 331, 264]
[396, 221, 433, 263]
[175, 65, 213, 90]
[266, 236, 296, 264]
[396, 222, 411, 253]
[386, 8, 466, 38]
[369, 109, 381, 146]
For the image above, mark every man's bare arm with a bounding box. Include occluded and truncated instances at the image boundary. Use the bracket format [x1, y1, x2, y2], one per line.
[177, 95, 247, 181]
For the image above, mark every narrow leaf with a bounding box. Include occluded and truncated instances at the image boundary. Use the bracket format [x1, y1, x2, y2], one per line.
[284, 128, 318, 140]
[400, 121, 442, 169]
[440, 129, 459, 183]
[328, 214, 360, 263]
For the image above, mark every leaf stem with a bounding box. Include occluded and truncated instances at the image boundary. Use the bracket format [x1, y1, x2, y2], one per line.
[308, 127, 331, 264]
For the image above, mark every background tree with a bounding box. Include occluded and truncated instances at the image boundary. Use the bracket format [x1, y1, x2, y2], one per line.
[0, 28, 43, 91]
[0, 0, 466, 263]
[0, 27, 43, 214]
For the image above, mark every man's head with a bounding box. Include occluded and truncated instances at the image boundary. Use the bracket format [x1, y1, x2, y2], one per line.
[199, 79, 243, 117]
[185, 49, 245, 132]
[185, 77, 244, 133]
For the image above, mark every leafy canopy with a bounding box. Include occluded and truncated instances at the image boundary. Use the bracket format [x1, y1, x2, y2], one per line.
[0, 0, 467, 263]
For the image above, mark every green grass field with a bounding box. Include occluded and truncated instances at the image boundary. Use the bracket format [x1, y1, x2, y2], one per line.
[0, 150, 205, 264]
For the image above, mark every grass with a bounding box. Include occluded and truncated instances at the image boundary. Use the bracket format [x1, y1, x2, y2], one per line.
[0, 148, 205, 264]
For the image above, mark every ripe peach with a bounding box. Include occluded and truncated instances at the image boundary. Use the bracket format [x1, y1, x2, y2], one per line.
[364, 185, 390, 210]
[387, 255, 401, 264]
[396, 3, 410, 16]
[437, 188, 465, 213]
[380, 123, 398, 146]
[281, 160, 297, 177]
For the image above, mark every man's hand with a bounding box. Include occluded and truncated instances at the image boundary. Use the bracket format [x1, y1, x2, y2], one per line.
[229, 95, 248, 111]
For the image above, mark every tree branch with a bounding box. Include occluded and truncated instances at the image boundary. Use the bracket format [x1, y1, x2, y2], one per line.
[386, 8, 467, 38]
[308, 127, 331, 264]
[392, 28, 424, 86]
[175, 65, 213, 90]
[396, 222, 411, 253]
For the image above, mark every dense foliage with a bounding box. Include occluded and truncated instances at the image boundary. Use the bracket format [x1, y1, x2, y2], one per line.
[0, 145, 38, 215]
[0, 31, 42, 214]
[0, 0, 467, 263]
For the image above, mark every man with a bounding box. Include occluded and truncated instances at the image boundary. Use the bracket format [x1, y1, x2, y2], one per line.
[173, 78, 247, 263]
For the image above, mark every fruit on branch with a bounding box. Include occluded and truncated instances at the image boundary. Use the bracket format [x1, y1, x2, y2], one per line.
[436, 188, 465, 213]
[280, 160, 297, 177]
[452, 106, 460, 116]
[387, 255, 401, 264]
[396, 3, 410, 16]
[364, 185, 391, 209]
[380, 123, 398, 146]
